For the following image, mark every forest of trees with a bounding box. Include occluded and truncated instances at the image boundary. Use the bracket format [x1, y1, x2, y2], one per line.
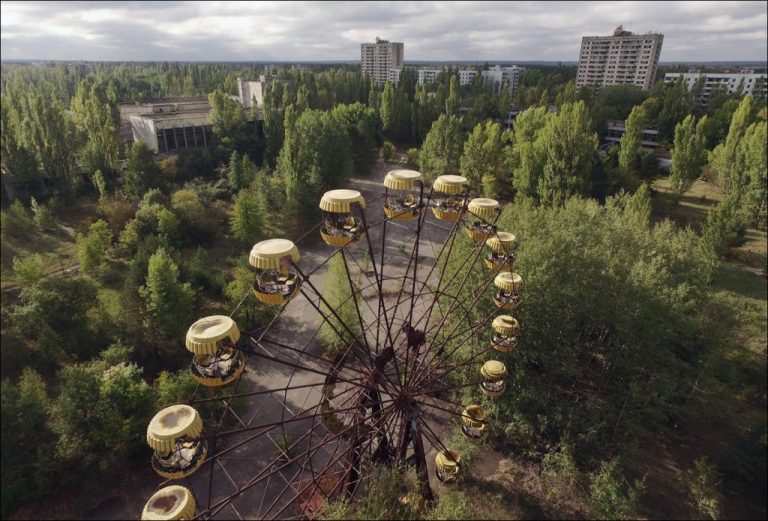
[1, 60, 766, 519]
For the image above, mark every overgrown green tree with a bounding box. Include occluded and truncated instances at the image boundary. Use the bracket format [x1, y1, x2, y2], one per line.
[669, 114, 709, 202]
[125, 141, 162, 199]
[207, 88, 247, 150]
[318, 254, 360, 359]
[48, 351, 153, 470]
[618, 106, 646, 177]
[0, 97, 39, 203]
[445, 75, 459, 115]
[70, 78, 120, 175]
[418, 114, 464, 182]
[277, 107, 352, 224]
[460, 120, 505, 197]
[658, 77, 694, 144]
[12, 254, 45, 288]
[224, 264, 273, 330]
[332, 102, 381, 171]
[227, 151, 244, 191]
[536, 101, 598, 206]
[1, 369, 54, 516]
[509, 106, 551, 197]
[685, 457, 722, 520]
[708, 95, 754, 193]
[138, 247, 195, 343]
[76, 219, 113, 276]
[230, 187, 266, 243]
[12, 276, 100, 360]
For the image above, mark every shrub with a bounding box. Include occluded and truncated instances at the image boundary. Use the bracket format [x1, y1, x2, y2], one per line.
[30, 197, 56, 230]
[588, 459, 645, 520]
[382, 140, 396, 162]
[685, 457, 721, 520]
[12, 254, 45, 288]
[405, 147, 419, 167]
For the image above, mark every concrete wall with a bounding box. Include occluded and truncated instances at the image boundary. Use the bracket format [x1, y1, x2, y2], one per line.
[129, 116, 159, 152]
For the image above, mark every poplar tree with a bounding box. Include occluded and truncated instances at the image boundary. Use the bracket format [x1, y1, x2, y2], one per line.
[445, 75, 459, 116]
[670, 115, 709, 203]
[536, 101, 599, 206]
[708, 95, 754, 193]
[618, 106, 646, 177]
[70, 78, 120, 175]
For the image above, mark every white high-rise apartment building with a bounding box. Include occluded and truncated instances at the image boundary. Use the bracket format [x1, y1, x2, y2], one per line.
[576, 26, 663, 91]
[664, 71, 767, 105]
[481, 65, 524, 94]
[361, 37, 404, 86]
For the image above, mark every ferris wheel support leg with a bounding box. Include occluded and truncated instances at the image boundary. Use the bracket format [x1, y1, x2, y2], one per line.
[411, 420, 436, 505]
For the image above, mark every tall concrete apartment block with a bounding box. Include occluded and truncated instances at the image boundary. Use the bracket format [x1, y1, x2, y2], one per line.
[361, 37, 404, 86]
[576, 26, 663, 91]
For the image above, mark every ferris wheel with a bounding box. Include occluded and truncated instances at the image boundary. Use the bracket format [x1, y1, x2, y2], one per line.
[140, 170, 524, 521]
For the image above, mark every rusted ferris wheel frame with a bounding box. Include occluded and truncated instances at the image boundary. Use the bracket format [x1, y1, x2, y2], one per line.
[143, 177, 522, 520]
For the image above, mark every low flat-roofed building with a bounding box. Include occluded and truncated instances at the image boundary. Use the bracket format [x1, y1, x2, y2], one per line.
[127, 99, 258, 154]
[604, 119, 659, 148]
[130, 110, 215, 154]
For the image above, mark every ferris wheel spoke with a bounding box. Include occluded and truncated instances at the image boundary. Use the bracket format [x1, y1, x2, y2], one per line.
[408, 262, 501, 390]
[411, 304, 499, 392]
[417, 416, 452, 456]
[200, 403, 397, 518]
[204, 399, 398, 519]
[294, 269, 379, 371]
[395, 209, 466, 377]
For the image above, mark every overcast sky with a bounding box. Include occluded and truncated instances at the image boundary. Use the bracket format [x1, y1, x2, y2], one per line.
[1, 1, 766, 62]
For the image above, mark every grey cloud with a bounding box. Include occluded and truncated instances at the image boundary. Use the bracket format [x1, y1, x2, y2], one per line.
[1, 1, 766, 62]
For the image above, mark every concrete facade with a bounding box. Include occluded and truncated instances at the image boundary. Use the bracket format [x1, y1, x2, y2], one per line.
[604, 119, 660, 148]
[387, 68, 402, 86]
[459, 69, 478, 86]
[663, 71, 767, 105]
[125, 97, 258, 154]
[576, 26, 663, 91]
[361, 37, 404, 86]
[237, 77, 266, 109]
[417, 69, 442, 85]
[481, 65, 524, 94]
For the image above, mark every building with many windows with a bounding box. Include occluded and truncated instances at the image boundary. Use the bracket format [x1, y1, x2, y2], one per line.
[361, 37, 404, 86]
[459, 69, 479, 86]
[663, 70, 767, 106]
[576, 26, 663, 91]
[417, 69, 442, 85]
[481, 65, 524, 94]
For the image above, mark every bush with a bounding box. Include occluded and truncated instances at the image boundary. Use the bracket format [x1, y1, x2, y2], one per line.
[30, 197, 56, 231]
[12, 254, 45, 288]
[406, 147, 419, 167]
[97, 195, 136, 235]
[685, 457, 721, 520]
[76, 220, 113, 276]
[382, 140, 396, 162]
[2, 201, 33, 240]
[588, 459, 645, 520]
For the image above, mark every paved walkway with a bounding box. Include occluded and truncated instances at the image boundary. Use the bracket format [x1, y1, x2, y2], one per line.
[85, 158, 460, 519]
